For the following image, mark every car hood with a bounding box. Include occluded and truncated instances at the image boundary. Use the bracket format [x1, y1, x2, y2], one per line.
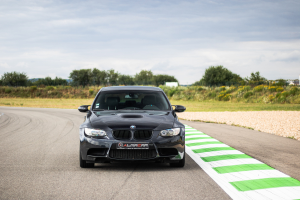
[88, 110, 175, 130]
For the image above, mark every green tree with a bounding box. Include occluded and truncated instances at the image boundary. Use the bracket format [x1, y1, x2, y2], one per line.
[134, 70, 153, 85]
[33, 76, 61, 86]
[245, 71, 267, 85]
[69, 69, 92, 86]
[198, 66, 242, 86]
[275, 79, 286, 87]
[1, 71, 28, 86]
[152, 74, 178, 86]
[53, 77, 68, 85]
[118, 75, 134, 85]
[192, 79, 205, 86]
[90, 68, 107, 85]
[106, 69, 119, 85]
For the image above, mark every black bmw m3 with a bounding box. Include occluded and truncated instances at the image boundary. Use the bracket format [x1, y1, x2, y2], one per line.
[78, 86, 186, 168]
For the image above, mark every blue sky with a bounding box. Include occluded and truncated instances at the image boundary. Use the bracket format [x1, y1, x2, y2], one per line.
[0, 0, 299, 84]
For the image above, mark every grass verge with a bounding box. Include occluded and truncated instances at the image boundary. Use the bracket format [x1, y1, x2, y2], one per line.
[0, 98, 300, 111]
[171, 100, 300, 112]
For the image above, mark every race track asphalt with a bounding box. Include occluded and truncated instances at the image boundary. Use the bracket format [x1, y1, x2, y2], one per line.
[0, 107, 231, 200]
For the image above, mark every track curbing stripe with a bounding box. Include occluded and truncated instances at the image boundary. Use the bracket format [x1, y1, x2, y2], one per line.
[184, 124, 300, 200]
[213, 164, 274, 174]
[230, 177, 300, 191]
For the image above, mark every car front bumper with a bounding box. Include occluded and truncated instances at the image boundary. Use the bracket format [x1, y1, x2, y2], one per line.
[79, 129, 185, 163]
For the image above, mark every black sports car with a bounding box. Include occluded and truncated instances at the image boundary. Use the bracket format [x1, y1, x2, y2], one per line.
[78, 86, 186, 168]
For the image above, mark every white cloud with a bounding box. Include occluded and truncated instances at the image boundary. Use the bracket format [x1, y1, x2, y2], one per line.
[0, 0, 299, 84]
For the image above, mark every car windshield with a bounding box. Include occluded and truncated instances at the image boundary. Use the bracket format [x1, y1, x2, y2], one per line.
[93, 90, 170, 111]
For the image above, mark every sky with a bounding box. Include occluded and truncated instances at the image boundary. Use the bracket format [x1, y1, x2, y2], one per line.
[0, 0, 299, 84]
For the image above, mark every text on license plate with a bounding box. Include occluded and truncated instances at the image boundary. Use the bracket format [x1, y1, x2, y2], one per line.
[117, 142, 149, 149]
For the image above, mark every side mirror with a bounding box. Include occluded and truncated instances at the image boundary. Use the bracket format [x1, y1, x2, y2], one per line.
[78, 105, 90, 112]
[173, 105, 186, 112]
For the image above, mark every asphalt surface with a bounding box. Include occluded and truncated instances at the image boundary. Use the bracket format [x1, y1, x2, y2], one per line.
[182, 119, 300, 181]
[0, 107, 231, 200]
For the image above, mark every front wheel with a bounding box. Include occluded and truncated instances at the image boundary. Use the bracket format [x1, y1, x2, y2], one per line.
[170, 151, 185, 167]
[80, 151, 94, 168]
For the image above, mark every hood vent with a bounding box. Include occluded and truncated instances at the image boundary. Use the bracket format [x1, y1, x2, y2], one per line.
[121, 115, 143, 118]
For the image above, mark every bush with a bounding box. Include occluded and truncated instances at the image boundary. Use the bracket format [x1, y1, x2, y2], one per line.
[46, 86, 55, 90]
[289, 87, 298, 96]
[268, 95, 275, 102]
[244, 91, 253, 98]
[276, 93, 281, 98]
[227, 86, 237, 93]
[268, 86, 277, 92]
[189, 86, 205, 91]
[244, 86, 251, 91]
[207, 91, 216, 98]
[218, 90, 228, 101]
[278, 95, 287, 103]
[168, 88, 178, 97]
[222, 94, 231, 101]
[30, 86, 37, 92]
[5, 88, 12, 93]
[220, 86, 226, 91]
[89, 89, 94, 95]
[281, 91, 289, 98]
[253, 85, 264, 92]
[276, 87, 284, 92]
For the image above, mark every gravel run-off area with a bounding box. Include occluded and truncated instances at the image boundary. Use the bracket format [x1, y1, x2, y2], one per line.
[177, 111, 300, 141]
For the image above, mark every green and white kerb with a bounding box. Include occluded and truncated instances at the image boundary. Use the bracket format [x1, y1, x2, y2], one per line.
[184, 125, 300, 200]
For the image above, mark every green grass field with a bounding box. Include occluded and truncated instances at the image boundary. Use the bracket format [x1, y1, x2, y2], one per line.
[171, 100, 300, 112]
[0, 98, 299, 112]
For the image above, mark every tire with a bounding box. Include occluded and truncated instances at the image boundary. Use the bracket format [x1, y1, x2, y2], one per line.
[80, 151, 94, 168]
[170, 151, 185, 167]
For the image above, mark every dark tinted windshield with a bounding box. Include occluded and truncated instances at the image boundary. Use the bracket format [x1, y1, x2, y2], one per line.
[93, 90, 170, 110]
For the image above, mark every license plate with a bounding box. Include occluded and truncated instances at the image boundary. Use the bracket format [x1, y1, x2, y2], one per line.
[117, 142, 149, 149]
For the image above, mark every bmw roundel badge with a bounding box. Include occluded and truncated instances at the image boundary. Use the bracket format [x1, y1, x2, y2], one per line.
[130, 125, 136, 129]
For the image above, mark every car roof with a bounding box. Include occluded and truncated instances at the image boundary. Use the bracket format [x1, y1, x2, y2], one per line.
[101, 86, 163, 92]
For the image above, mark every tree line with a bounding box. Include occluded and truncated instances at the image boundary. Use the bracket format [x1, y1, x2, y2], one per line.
[68, 69, 178, 86]
[0, 66, 295, 87]
[0, 69, 178, 87]
[192, 66, 292, 86]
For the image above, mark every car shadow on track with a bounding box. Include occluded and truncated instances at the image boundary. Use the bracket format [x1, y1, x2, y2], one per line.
[88, 155, 199, 172]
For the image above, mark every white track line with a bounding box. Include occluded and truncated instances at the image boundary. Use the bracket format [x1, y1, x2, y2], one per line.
[220, 170, 289, 182]
[189, 144, 229, 150]
[186, 131, 204, 134]
[185, 138, 216, 144]
[197, 150, 244, 157]
[207, 158, 263, 167]
[185, 135, 209, 139]
[242, 187, 300, 200]
[186, 135, 211, 138]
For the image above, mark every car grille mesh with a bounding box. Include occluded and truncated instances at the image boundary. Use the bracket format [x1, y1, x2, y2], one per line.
[112, 130, 153, 140]
[134, 130, 152, 139]
[113, 130, 131, 140]
[109, 149, 156, 159]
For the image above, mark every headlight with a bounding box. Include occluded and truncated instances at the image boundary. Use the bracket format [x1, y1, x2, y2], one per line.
[160, 128, 180, 137]
[84, 128, 107, 137]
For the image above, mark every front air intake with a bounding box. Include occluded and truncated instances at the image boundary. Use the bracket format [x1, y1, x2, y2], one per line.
[158, 148, 178, 156]
[109, 149, 156, 159]
[134, 130, 152, 140]
[121, 115, 143, 118]
[113, 130, 131, 140]
[87, 148, 108, 156]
